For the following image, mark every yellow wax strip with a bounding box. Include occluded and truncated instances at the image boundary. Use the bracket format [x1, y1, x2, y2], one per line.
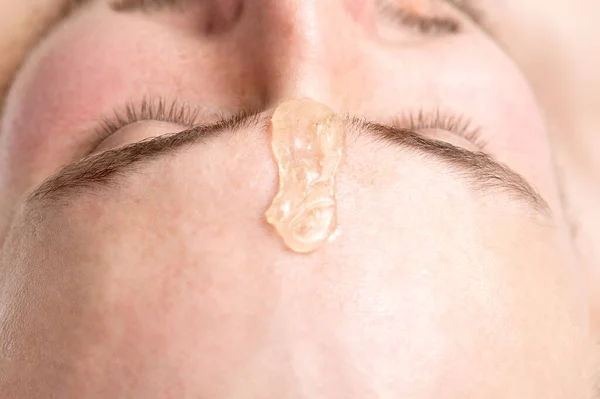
[265, 98, 346, 253]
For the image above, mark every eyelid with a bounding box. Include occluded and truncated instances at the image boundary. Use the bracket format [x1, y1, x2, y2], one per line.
[92, 97, 201, 151]
[392, 110, 486, 150]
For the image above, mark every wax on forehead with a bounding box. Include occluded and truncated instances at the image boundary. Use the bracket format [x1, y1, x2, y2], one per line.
[265, 98, 346, 253]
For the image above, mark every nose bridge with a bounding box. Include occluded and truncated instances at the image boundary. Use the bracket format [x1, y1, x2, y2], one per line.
[242, 0, 373, 104]
[257, 0, 345, 50]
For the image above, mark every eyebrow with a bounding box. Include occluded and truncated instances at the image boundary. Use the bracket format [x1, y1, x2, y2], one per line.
[47, 0, 494, 55]
[106, 0, 482, 18]
[27, 110, 549, 216]
[107, 0, 486, 31]
[446, 0, 484, 26]
[55, 0, 490, 50]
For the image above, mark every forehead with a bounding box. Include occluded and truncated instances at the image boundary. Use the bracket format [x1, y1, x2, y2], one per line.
[6, 118, 591, 399]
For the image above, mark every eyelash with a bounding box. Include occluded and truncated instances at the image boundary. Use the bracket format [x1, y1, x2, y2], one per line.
[115, 0, 461, 35]
[95, 97, 201, 141]
[394, 110, 486, 148]
[97, 98, 484, 150]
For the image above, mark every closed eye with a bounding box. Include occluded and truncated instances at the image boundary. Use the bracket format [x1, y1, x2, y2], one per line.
[92, 97, 202, 150]
[392, 109, 486, 149]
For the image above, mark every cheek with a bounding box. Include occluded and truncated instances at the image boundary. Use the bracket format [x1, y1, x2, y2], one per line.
[0, 10, 263, 188]
[451, 55, 549, 163]
[1, 17, 180, 175]
[432, 37, 557, 206]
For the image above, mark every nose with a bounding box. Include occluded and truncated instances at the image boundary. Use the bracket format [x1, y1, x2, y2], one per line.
[225, 0, 377, 107]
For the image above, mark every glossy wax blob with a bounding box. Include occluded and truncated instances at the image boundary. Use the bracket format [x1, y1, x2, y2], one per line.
[265, 98, 346, 253]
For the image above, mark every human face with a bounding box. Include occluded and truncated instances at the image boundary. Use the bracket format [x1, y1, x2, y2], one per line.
[0, 0, 596, 398]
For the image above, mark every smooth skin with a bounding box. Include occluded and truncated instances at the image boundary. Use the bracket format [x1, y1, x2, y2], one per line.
[0, 1, 599, 398]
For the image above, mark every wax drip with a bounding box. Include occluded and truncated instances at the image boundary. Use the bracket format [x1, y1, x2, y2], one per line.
[265, 98, 346, 253]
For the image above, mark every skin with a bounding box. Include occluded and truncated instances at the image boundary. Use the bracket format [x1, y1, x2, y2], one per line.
[479, 0, 600, 333]
[0, 0, 598, 398]
[0, 0, 70, 108]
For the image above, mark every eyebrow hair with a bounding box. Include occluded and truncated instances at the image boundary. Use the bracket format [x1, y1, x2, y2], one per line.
[357, 118, 548, 213]
[28, 109, 265, 202]
[109, 0, 487, 32]
[446, 0, 484, 26]
[108, 0, 193, 12]
[67, 0, 93, 12]
[27, 110, 549, 216]
[106, 0, 483, 20]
